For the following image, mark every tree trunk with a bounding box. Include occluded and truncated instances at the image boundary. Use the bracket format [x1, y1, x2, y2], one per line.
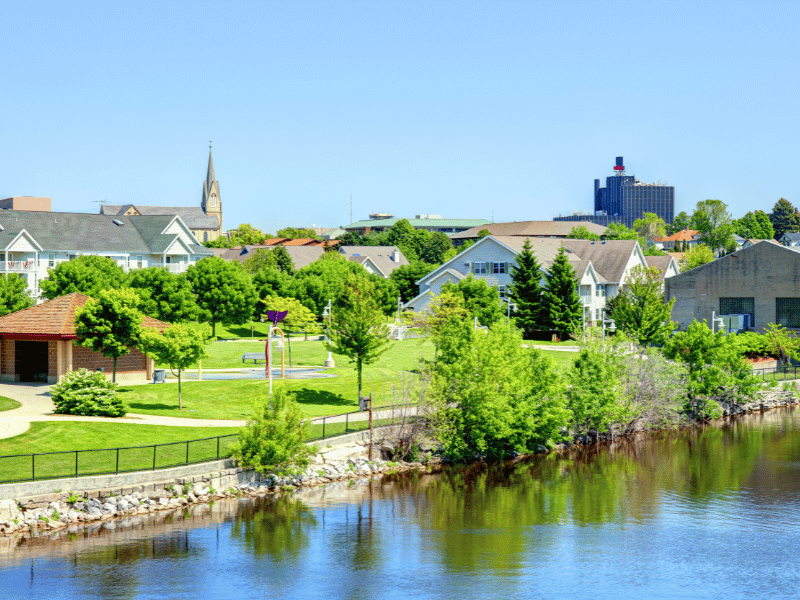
[112, 356, 117, 383]
[357, 359, 363, 404]
[178, 368, 182, 411]
[211, 321, 217, 338]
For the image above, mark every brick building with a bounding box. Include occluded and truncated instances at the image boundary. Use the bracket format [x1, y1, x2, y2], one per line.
[0, 293, 168, 383]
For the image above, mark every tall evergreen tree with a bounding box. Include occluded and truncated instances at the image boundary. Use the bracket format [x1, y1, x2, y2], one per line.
[769, 198, 800, 240]
[544, 246, 582, 338]
[509, 239, 545, 332]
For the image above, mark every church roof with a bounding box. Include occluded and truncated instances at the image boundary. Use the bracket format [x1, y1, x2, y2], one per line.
[100, 205, 220, 230]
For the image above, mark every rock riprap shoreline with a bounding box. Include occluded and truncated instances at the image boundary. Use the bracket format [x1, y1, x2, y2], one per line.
[0, 441, 430, 539]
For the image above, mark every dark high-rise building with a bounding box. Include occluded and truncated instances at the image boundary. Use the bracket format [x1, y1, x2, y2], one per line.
[554, 156, 674, 228]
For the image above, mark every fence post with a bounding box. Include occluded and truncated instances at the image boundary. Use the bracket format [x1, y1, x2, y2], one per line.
[116, 448, 120, 474]
[75, 451, 79, 478]
[322, 417, 326, 440]
[346, 412, 349, 434]
[153, 445, 157, 470]
[31, 454, 35, 481]
[185, 441, 190, 465]
[217, 436, 221, 459]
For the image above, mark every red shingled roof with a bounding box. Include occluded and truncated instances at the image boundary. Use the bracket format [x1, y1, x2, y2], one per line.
[0, 293, 170, 339]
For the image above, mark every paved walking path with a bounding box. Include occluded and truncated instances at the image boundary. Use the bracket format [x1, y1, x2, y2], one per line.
[0, 381, 415, 441]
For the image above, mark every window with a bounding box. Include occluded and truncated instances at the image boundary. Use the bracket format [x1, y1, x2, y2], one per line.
[203, 232, 208, 242]
[137, 256, 144, 269]
[473, 262, 487, 274]
[776, 298, 800, 328]
[595, 308, 601, 320]
[596, 285, 606, 297]
[48, 254, 55, 268]
[579, 285, 590, 297]
[719, 297, 754, 321]
[498, 285, 507, 298]
[492, 262, 507, 274]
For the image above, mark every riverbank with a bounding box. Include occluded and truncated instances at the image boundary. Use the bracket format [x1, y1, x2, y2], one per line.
[0, 438, 433, 539]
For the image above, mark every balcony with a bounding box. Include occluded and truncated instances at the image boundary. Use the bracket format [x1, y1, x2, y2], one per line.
[163, 263, 188, 274]
[4, 261, 37, 272]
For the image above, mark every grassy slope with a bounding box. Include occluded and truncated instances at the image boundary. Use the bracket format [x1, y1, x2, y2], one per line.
[0, 396, 21, 412]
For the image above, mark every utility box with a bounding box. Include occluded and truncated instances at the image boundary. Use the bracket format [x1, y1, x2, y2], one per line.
[359, 396, 371, 411]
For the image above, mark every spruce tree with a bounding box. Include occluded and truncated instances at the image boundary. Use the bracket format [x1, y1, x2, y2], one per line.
[509, 239, 544, 332]
[544, 246, 582, 339]
[769, 198, 800, 240]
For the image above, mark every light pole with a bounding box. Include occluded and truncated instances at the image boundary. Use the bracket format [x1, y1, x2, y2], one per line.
[396, 296, 402, 322]
[501, 297, 516, 323]
[582, 303, 591, 342]
[602, 312, 616, 342]
[323, 299, 335, 368]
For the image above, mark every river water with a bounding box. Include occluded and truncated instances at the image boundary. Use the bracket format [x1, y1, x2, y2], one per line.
[3, 408, 800, 599]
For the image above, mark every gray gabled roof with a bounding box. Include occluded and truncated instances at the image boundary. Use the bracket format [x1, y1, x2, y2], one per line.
[780, 232, 800, 241]
[0, 210, 213, 256]
[452, 220, 607, 239]
[101, 205, 220, 230]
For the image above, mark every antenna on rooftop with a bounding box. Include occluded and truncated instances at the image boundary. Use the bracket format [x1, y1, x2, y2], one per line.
[92, 199, 109, 205]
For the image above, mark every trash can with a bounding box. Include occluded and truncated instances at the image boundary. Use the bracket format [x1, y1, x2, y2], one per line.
[153, 369, 167, 384]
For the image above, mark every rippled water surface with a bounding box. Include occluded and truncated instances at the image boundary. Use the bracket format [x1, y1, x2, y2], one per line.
[4, 408, 800, 599]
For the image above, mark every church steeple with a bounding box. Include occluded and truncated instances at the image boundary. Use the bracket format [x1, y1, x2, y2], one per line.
[201, 143, 222, 234]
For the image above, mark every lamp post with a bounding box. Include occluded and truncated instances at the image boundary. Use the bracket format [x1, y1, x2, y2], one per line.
[396, 297, 402, 322]
[501, 297, 516, 323]
[323, 299, 335, 368]
[581, 303, 591, 342]
[602, 312, 616, 342]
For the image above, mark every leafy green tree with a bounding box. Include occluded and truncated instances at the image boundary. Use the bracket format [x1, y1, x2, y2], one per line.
[140, 324, 210, 410]
[544, 246, 582, 338]
[734, 211, 760, 239]
[769, 198, 800, 240]
[74, 288, 144, 383]
[243, 247, 295, 276]
[663, 320, 759, 420]
[230, 223, 268, 246]
[276, 227, 319, 240]
[609, 266, 675, 346]
[127, 268, 198, 323]
[415, 292, 470, 358]
[186, 256, 257, 337]
[390, 261, 436, 303]
[477, 229, 492, 239]
[566, 342, 636, 438]
[756, 210, 775, 239]
[40, 255, 127, 300]
[605, 222, 641, 241]
[291, 253, 398, 316]
[253, 267, 293, 301]
[692, 199, 735, 253]
[668, 211, 692, 235]
[429, 321, 569, 461]
[633, 212, 667, 240]
[418, 232, 453, 264]
[326, 275, 391, 400]
[0, 274, 32, 316]
[567, 225, 600, 241]
[232, 387, 314, 475]
[259, 295, 319, 331]
[50, 369, 125, 417]
[337, 231, 369, 246]
[385, 219, 416, 248]
[509, 239, 545, 332]
[679, 244, 715, 272]
[203, 237, 232, 248]
[643, 244, 667, 256]
[762, 323, 800, 365]
[441, 275, 503, 327]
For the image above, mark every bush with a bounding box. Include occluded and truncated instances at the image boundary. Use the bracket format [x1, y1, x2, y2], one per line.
[50, 369, 125, 417]
[231, 388, 314, 475]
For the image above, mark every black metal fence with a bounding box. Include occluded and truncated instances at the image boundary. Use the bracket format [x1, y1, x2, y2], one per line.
[752, 365, 800, 383]
[0, 406, 417, 485]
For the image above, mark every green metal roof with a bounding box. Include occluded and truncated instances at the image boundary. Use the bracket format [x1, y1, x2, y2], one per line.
[345, 217, 491, 229]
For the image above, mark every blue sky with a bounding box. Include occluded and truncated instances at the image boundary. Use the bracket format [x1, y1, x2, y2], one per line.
[2, 1, 798, 233]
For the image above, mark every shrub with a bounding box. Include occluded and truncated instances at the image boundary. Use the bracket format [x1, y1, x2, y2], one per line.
[231, 388, 315, 476]
[50, 369, 125, 417]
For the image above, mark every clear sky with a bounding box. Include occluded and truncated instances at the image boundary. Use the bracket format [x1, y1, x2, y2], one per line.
[2, 1, 798, 233]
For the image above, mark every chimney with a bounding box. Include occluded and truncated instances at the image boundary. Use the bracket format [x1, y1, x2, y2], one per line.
[392, 248, 400, 262]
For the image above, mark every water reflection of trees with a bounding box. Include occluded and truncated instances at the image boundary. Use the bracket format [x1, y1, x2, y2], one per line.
[229, 495, 316, 561]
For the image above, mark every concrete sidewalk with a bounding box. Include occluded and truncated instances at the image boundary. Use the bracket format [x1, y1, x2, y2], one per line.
[0, 381, 417, 441]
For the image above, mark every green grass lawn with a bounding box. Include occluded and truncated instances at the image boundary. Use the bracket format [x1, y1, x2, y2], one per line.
[128, 339, 435, 420]
[0, 422, 242, 483]
[0, 396, 21, 412]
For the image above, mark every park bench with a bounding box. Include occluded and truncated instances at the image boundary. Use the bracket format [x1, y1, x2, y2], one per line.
[242, 352, 266, 364]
